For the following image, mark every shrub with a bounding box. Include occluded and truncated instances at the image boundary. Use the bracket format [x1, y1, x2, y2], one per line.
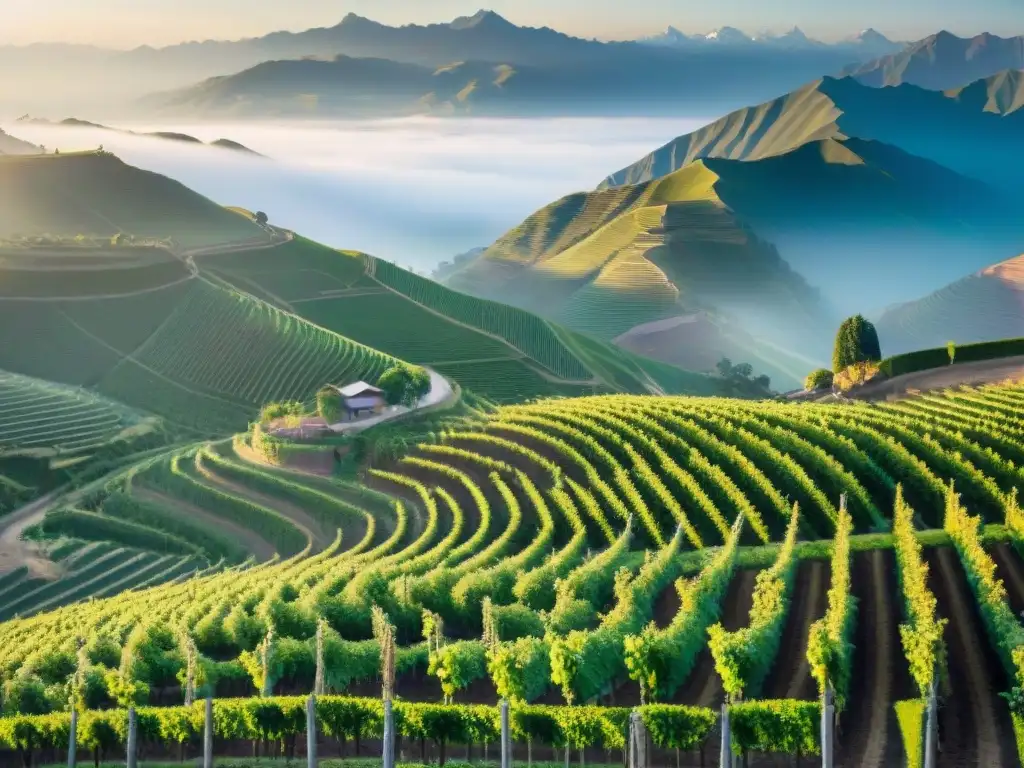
[317, 387, 342, 424]
[833, 361, 880, 392]
[729, 700, 820, 756]
[378, 365, 431, 407]
[804, 368, 834, 392]
[258, 401, 305, 424]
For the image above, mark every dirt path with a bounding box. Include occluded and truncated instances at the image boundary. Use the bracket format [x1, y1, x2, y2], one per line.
[837, 549, 913, 768]
[992, 543, 1024, 619]
[652, 580, 682, 629]
[763, 560, 829, 700]
[928, 547, 1020, 768]
[133, 487, 277, 562]
[674, 567, 759, 706]
[193, 459, 329, 552]
[0, 490, 66, 578]
[852, 356, 1024, 402]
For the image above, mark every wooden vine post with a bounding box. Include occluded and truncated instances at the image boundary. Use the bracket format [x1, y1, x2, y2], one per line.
[821, 685, 834, 768]
[923, 677, 938, 768]
[314, 617, 326, 696]
[719, 703, 732, 768]
[373, 606, 397, 768]
[628, 710, 647, 768]
[306, 694, 317, 768]
[203, 697, 214, 768]
[260, 623, 276, 697]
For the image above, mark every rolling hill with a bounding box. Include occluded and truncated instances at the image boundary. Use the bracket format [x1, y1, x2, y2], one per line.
[0, 151, 272, 249]
[15, 117, 263, 155]
[600, 74, 1024, 195]
[444, 135, 1024, 384]
[843, 31, 1024, 90]
[0, 151, 717, 438]
[876, 253, 1024, 355]
[0, 128, 40, 155]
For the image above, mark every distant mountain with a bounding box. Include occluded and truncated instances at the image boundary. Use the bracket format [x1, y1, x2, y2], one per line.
[600, 74, 1024, 194]
[945, 69, 1024, 115]
[639, 24, 904, 56]
[14, 116, 263, 156]
[2, 10, 889, 118]
[876, 254, 1024, 355]
[141, 40, 881, 119]
[844, 31, 1024, 89]
[448, 134, 1020, 330]
[0, 129, 40, 155]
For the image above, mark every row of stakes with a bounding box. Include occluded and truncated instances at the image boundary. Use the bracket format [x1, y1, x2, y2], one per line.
[62, 684, 937, 768]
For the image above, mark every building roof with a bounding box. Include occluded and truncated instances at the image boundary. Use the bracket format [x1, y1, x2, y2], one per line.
[335, 381, 384, 398]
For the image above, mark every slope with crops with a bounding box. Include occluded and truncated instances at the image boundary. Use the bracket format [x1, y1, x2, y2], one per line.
[0, 379, 1022, 768]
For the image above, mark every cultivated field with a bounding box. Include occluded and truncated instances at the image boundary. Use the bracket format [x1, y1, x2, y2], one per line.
[2, 382, 1023, 765]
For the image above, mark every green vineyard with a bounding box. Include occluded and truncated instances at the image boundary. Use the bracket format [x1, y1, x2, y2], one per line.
[2, 382, 1024, 765]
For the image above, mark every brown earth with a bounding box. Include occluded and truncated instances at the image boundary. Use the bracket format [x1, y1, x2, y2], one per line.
[762, 559, 829, 700]
[991, 542, 1024, 619]
[836, 549, 915, 768]
[927, 547, 1020, 768]
[851, 357, 1024, 402]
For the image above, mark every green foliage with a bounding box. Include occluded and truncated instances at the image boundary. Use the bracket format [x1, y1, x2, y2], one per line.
[947, 341, 956, 364]
[317, 388, 342, 424]
[729, 700, 820, 755]
[258, 401, 305, 424]
[804, 368, 834, 391]
[894, 699, 925, 768]
[550, 527, 688, 705]
[487, 637, 551, 705]
[892, 485, 946, 697]
[880, 337, 1024, 378]
[377, 364, 431, 407]
[428, 641, 488, 702]
[708, 505, 800, 699]
[833, 315, 882, 372]
[806, 499, 856, 709]
[641, 705, 717, 751]
[624, 516, 743, 703]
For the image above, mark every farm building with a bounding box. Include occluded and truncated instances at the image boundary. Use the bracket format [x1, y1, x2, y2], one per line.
[333, 381, 387, 421]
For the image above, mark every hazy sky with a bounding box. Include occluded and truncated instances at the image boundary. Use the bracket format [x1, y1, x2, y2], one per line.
[4, 0, 1021, 48]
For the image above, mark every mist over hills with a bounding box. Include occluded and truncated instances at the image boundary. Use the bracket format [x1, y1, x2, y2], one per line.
[0, 128, 40, 155]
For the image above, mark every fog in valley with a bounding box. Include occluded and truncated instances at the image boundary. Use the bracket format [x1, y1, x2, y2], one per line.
[2, 116, 712, 271]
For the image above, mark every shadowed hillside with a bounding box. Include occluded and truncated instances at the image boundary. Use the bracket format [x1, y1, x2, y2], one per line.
[946, 70, 1024, 115]
[0, 129, 40, 155]
[876, 254, 1024, 355]
[600, 75, 1024, 195]
[0, 151, 271, 249]
[445, 135, 1024, 382]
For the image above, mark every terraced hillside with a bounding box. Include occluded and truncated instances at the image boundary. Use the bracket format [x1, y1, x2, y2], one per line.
[0, 258, 399, 434]
[877, 253, 1024, 355]
[0, 151, 271, 249]
[199, 235, 717, 402]
[0, 370, 167, 514]
[2, 381, 1024, 767]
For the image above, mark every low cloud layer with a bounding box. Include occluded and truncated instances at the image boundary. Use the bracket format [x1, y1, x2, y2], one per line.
[3, 117, 711, 270]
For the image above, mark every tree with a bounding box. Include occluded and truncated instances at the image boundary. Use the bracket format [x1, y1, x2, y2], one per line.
[947, 340, 956, 365]
[255, 211, 269, 226]
[378, 365, 432, 407]
[832, 315, 881, 372]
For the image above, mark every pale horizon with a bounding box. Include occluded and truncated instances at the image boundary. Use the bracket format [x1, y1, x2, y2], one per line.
[2, 0, 1021, 49]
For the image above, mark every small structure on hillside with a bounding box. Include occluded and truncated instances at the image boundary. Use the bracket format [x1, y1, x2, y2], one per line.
[333, 381, 387, 421]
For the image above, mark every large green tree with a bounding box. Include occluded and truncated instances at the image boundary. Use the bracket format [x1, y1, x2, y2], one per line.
[832, 315, 881, 372]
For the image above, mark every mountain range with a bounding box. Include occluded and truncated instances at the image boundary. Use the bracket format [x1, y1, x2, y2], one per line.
[639, 25, 906, 58]
[442, 71, 1024, 386]
[844, 31, 1024, 90]
[0, 10, 920, 119]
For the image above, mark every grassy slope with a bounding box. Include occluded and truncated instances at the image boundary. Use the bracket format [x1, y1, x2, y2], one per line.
[876, 254, 1024, 355]
[199, 236, 719, 401]
[0, 151, 271, 249]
